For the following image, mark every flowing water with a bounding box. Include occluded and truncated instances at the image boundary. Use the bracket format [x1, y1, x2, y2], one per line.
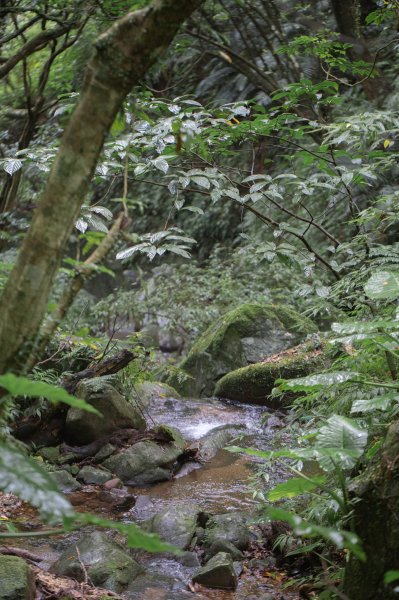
[9, 393, 296, 599]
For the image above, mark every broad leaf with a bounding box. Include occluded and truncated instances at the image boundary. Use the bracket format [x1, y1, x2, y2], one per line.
[0, 442, 73, 521]
[268, 476, 326, 501]
[316, 415, 367, 469]
[277, 371, 359, 391]
[0, 374, 100, 415]
[365, 271, 399, 300]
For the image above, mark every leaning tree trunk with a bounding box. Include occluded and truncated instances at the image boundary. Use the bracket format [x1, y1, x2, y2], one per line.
[0, 0, 204, 375]
[344, 420, 399, 599]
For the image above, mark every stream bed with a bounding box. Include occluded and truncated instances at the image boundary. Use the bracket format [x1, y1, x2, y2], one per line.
[6, 392, 298, 599]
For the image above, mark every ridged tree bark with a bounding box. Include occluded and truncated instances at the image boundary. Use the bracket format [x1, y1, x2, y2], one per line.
[0, 0, 204, 374]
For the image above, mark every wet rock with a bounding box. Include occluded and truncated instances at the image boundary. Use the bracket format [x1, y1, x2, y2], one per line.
[133, 494, 154, 519]
[50, 531, 143, 592]
[50, 469, 81, 492]
[206, 539, 244, 560]
[167, 303, 316, 397]
[102, 427, 185, 485]
[215, 341, 326, 406]
[192, 552, 238, 590]
[145, 504, 201, 550]
[103, 477, 122, 490]
[65, 378, 146, 445]
[126, 572, 186, 598]
[204, 512, 251, 551]
[0, 555, 36, 600]
[198, 424, 248, 461]
[77, 465, 112, 485]
[177, 551, 201, 567]
[132, 381, 180, 407]
[98, 487, 136, 511]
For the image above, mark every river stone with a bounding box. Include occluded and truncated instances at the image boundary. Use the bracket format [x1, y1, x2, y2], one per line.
[167, 303, 316, 397]
[102, 427, 185, 485]
[50, 531, 143, 592]
[65, 378, 146, 445]
[205, 539, 244, 560]
[50, 469, 81, 492]
[132, 381, 181, 407]
[126, 572, 187, 598]
[0, 555, 36, 600]
[37, 446, 61, 463]
[215, 341, 326, 406]
[145, 504, 201, 549]
[198, 424, 248, 461]
[192, 552, 238, 590]
[204, 512, 251, 551]
[77, 465, 113, 485]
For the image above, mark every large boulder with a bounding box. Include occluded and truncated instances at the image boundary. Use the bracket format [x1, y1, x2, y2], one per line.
[102, 426, 185, 485]
[0, 555, 36, 600]
[65, 378, 146, 444]
[215, 342, 326, 406]
[50, 531, 143, 592]
[167, 304, 316, 397]
[144, 504, 201, 549]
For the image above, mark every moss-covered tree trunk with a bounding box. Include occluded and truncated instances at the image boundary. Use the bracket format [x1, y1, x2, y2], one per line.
[0, 0, 203, 374]
[344, 420, 399, 599]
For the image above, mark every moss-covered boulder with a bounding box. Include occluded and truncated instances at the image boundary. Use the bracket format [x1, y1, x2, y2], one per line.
[0, 555, 35, 600]
[214, 343, 326, 406]
[167, 304, 316, 397]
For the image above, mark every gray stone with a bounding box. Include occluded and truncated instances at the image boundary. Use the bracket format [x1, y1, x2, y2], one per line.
[50, 531, 143, 592]
[126, 572, 186, 598]
[50, 470, 81, 492]
[204, 512, 250, 551]
[77, 465, 112, 485]
[145, 504, 201, 550]
[65, 378, 146, 445]
[206, 539, 244, 560]
[94, 443, 117, 462]
[192, 552, 238, 590]
[132, 381, 180, 407]
[0, 555, 35, 600]
[37, 446, 60, 463]
[103, 427, 185, 485]
[177, 551, 201, 567]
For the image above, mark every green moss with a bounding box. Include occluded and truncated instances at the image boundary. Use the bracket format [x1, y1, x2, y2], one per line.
[0, 555, 35, 600]
[167, 303, 317, 397]
[214, 343, 326, 407]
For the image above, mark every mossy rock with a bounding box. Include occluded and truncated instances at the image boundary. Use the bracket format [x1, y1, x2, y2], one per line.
[167, 303, 317, 397]
[214, 342, 326, 407]
[0, 555, 35, 600]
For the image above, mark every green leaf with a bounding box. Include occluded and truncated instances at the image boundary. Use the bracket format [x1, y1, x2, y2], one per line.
[268, 476, 326, 501]
[316, 415, 367, 469]
[266, 507, 365, 560]
[384, 570, 399, 585]
[277, 371, 359, 391]
[0, 442, 73, 521]
[0, 374, 100, 415]
[364, 271, 399, 300]
[351, 394, 397, 414]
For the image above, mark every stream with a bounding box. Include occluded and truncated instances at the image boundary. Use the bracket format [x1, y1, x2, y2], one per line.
[8, 392, 297, 600]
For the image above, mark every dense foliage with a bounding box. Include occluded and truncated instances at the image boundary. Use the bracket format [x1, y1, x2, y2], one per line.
[1, 0, 399, 597]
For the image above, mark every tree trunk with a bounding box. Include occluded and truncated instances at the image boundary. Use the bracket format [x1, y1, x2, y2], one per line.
[330, 0, 391, 100]
[344, 420, 399, 599]
[0, 0, 204, 375]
